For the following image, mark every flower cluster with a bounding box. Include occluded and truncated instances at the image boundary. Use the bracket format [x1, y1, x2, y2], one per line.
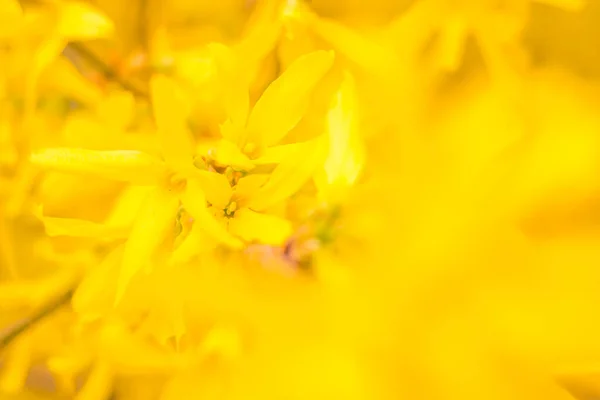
[2, 0, 600, 399]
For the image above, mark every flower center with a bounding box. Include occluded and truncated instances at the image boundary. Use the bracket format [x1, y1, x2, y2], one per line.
[224, 201, 237, 217]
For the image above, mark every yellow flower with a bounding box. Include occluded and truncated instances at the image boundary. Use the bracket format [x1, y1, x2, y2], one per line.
[205, 47, 334, 169]
[31, 74, 243, 303]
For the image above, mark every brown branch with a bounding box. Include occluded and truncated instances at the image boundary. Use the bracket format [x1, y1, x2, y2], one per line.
[67, 42, 149, 99]
[0, 287, 75, 350]
[138, 0, 149, 51]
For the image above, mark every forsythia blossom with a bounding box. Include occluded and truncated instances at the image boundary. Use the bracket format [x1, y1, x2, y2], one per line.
[2, 0, 600, 399]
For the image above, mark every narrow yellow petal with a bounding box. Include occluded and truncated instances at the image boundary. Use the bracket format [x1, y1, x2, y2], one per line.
[61, 116, 159, 155]
[233, 174, 270, 206]
[247, 138, 327, 212]
[436, 16, 469, 72]
[99, 323, 188, 374]
[229, 209, 292, 246]
[104, 185, 155, 229]
[189, 169, 233, 209]
[150, 74, 195, 170]
[308, 13, 400, 78]
[48, 344, 93, 396]
[0, 281, 39, 309]
[0, 0, 21, 18]
[0, 266, 80, 310]
[72, 246, 123, 322]
[0, 336, 31, 394]
[235, 0, 283, 65]
[245, 50, 335, 149]
[117, 189, 180, 304]
[251, 143, 303, 165]
[219, 118, 246, 148]
[39, 56, 104, 106]
[386, 0, 441, 56]
[180, 180, 243, 249]
[318, 71, 364, 200]
[39, 213, 129, 241]
[57, 1, 114, 41]
[170, 222, 214, 265]
[31, 37, 68, 82]
[279, 1, 319, 70]
[208, 138, 255, 171]
[0, 0, 22, 39]
[149, 26, 173, 69]
[536, 0, 586, 11]
[31, 148, 166, 185]
[208, 43, 250, 134]
[74, 361, 114, 400]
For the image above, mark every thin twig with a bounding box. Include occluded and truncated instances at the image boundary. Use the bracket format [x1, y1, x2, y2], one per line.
[67, 42, 149, 99]
[138, 0, 149, 52]
[0, 287, 75, 350]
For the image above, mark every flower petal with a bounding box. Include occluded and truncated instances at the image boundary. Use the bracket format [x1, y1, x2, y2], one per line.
[0, 0, 22, 39]
[245, 50, 335, 149]
[74, 361, 114, 400]
[180, 180, 243, 249]
[536, 0, 585, 12]
[40, 56, 104, 106]
[104, 185, 155, 228]
[0, 334, 32, 393]
[235, 0, 283, 65]
[170, 222, 214, 265]
[208, 43, 250, 135]
[57, 1, 114, 41]
[229, 209, 292, 246]
[99, 323, 187, 374]
[39, 214, 129, 241]
[208, 138, 255, 171]
[309, 12, 401, 79]
[247, 138, 327, 212]
[31, 148, 166, 185]
[251, 143, 303, 165]
[64, 117, 160, 156]
[150, 74, 195, 170]
[31, 37, 68, 83]
[233, 174, 270, 206]
[219, 118, 246, 149]
[189, 169, 233, 209]
[317, 71, 364, 201]
[117, 189, 180, 304]
[436, 15, 469, 72]
[72, 245, 123, 322]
